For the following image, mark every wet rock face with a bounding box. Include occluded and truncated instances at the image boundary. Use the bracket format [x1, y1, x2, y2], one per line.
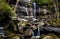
[16, 6, 27, 16]
[44, 27, 60, 33]
[40, 27, 60, 36]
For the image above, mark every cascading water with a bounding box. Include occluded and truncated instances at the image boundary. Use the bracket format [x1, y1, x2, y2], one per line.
[33, 2, 36, 18]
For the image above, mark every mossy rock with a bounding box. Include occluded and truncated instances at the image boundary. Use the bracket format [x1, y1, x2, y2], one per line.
[39, 34, 46, 39]
[5, 30, 15, 37]
[45, 34, 60, 39]
[0, 36, 4, 39]
[10, 35, 20, 39]
[48, 19, 60, 27]
[39, 34, 60, 39]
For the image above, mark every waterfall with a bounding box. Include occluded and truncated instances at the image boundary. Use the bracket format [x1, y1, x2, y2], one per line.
[33, 2, 36, 18]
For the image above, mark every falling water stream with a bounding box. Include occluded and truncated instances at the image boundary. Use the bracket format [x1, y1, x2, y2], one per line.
[33, 2, 36, 18]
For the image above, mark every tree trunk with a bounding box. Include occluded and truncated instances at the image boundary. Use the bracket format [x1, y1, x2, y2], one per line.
[53, 0, 59, 20]
[56, 0, 59, 20]
[14, 0, 20, 12]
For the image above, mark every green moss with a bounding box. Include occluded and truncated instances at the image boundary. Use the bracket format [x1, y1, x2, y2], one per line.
[48, 19, 60, 26]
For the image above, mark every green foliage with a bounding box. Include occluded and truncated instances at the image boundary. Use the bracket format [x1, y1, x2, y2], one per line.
[0, 0, 16, 21]
[58, 0, 60, 5]
[58, 1, 60, 6]
[0, 0, 16, 17]
[31, 0, 53, 4]
[31, 0, 54, 9]
[0, 0, 16, 26]
[0, 0, 6, 2]
[39, 0, 53, 4]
